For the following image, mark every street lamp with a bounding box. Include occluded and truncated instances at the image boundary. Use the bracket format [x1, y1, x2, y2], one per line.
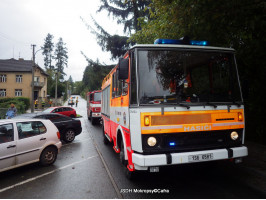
[31, 45, 49, 113]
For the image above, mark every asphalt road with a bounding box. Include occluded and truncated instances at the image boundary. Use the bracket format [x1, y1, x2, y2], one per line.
[0, 96, 265, 198]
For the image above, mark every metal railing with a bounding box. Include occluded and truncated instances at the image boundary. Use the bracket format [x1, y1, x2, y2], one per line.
[33, 81, 45, 87]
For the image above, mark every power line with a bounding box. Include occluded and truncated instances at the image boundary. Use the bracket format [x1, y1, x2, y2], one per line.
[0, 31, 31, 46]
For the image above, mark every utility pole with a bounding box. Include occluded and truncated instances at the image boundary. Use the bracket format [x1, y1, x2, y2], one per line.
[55, 70, 58, 106]
[31, 44, 36, 113]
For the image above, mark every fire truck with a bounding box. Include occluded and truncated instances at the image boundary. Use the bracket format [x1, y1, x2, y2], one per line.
[101, 38, 248, 178]
[87, 90, 102, 125]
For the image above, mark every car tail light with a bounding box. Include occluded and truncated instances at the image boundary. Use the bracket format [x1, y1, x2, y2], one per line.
[57, 131, 60, 139]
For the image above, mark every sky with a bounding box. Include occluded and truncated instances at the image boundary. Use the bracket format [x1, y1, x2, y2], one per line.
[0, 0, 124, 82]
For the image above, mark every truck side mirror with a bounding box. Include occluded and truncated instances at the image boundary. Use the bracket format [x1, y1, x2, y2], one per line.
[118, 58, 129, 80]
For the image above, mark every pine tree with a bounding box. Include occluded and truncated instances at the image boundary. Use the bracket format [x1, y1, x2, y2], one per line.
[54, 37, 68, 79]
[98, 0, 150, 33]
[41, 33, 54, 69]
[68, 75, 74, 92]
[83, 0, 151, 59]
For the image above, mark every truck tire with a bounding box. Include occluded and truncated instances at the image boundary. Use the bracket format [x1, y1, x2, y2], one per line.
[103, 126, 108, 145]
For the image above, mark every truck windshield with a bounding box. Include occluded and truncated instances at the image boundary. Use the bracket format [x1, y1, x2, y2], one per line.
[94, 92, 101, 102]
[138, 50, 242, 105]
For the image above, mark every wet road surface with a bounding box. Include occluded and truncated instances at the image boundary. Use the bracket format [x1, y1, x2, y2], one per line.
[0, 96, 265, 198]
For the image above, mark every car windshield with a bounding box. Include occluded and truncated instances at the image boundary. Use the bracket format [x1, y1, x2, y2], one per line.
[94, 92, 101, 102]
[42, 107, 55, 113]
[138, 50, 242, 105]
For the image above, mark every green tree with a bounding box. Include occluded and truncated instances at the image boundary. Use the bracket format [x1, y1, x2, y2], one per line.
[82, 0, 151, 59]
[81, 51, 114, 92]
[50, 81, 66, 98]
[41, 33, 54, 70]
[130, 0, 266, 144]
[45, 68, 55, 96]
[54, 37, 68, 79]
[98, 0, 150, 33]
[68, 75, 74, 94]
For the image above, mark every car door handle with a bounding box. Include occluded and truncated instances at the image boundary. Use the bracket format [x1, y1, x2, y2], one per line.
[40, 138, 46, 141]
[7, 145, 16, 149]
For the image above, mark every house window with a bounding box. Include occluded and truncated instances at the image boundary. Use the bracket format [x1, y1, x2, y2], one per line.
[15, 89, 22, 96]
[0, 75, 7, 82]
[0, 89, 6, 97]
[16, 75, 22, 83]
[34, 76, 40, 82]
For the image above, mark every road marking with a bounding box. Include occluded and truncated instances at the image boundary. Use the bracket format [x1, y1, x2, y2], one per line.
[0, 155, 98, 193]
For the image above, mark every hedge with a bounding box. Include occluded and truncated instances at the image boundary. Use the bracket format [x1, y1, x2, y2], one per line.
[0, 97, 30, 115]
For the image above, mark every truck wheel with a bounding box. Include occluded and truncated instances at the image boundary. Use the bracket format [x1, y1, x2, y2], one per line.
[125, 167, 136, 180]
[103, 126, 108, 145]
[88, 113, 91, 121]
[91, 117, 96, 125]
[119, 140, 127, 166]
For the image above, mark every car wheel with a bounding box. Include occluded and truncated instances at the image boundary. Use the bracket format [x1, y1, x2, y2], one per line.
[40, 146, 58, 166]
[64, 129, 76, 143]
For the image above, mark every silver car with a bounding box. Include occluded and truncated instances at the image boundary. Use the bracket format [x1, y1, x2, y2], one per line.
[0, 119, 62, 173]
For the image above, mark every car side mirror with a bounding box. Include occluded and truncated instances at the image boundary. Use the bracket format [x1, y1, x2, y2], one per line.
[118, 58, 129, 80]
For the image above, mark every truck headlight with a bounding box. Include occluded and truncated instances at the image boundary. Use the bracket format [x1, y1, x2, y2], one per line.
[231, 131, 239, 140]
[147, 137, 157, 146]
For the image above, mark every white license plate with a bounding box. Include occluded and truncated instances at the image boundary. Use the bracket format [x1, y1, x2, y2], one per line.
[188, 153, 213, 162]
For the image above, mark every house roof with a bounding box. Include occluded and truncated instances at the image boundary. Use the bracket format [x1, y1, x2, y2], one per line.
[0, 58, 48, 76]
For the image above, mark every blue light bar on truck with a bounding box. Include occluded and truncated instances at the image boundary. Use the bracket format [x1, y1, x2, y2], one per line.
[154, 39, 182, 45]
[154, 38, 209, 46]
[190, 40, 209, 46]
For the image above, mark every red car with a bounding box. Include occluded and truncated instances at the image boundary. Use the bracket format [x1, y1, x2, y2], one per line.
[42, 106, 77, 118]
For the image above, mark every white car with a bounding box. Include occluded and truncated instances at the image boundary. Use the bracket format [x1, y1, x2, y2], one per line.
[0, 119, 62, 173]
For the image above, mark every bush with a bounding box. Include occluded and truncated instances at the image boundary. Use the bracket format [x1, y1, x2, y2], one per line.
[15, 97, 30, 110]
[0, 97, 29, 114]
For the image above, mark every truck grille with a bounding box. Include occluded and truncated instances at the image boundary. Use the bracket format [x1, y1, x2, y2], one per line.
[142, 129, 243, 154]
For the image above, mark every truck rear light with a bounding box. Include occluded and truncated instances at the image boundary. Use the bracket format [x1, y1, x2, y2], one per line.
[57, 131, 60, 139]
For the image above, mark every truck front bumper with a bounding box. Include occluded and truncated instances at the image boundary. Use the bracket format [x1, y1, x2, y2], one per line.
[132, 146, 248, 170]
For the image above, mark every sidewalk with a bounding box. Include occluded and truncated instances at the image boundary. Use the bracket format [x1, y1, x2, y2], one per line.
[238, 141, 266, 194]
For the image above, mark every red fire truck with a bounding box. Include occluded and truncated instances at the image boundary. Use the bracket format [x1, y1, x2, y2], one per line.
[87, 90, 102, 125]
[101, 38, 248, 178]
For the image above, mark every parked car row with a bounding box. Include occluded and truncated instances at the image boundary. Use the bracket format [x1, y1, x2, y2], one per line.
[0, 102, 82, 173]
[14, 113, 82, 143]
